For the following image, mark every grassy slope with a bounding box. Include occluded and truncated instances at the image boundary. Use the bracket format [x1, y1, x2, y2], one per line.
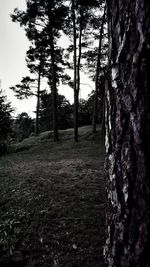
[0, 126, 106, 267]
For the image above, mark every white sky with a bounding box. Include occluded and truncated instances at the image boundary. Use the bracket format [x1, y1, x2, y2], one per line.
[0, 0, 94, 118]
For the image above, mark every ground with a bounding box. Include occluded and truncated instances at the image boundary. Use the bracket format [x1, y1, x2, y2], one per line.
[0, 126, 106, 267]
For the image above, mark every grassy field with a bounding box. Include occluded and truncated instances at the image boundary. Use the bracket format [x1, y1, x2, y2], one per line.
[0, 126, 106, 267]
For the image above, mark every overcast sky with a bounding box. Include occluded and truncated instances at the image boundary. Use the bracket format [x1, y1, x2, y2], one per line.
[0, 0, 94, 118]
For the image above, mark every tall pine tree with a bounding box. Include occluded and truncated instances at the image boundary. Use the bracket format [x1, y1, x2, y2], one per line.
[11, 0, 68, 141]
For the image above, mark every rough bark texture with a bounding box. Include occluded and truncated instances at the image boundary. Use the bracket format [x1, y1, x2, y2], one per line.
[35, 71, 41, 136]
[105, 0, 150, 266]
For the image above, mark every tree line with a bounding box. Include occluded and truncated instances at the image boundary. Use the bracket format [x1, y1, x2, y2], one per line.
[0, 85, 103, 145]
[9, 0, 107, 141]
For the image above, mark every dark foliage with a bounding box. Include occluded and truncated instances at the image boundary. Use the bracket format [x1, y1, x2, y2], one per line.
[12, 112, 35, 141]
[77, 88, 103, 127]
[0, 94, 13, 155]
[10, 76, 35, 99]
[39, 92, 72, 132]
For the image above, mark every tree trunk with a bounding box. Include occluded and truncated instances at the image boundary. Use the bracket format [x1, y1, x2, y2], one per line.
[74, 7, 83, 142]
[101, 70, 106, 138]
[35, 71, 41, 136]
[77, 8, 83, 95]
[48, 8, 58, 142]
[72, 0, 78, 142]
[74, 89, 79, 141]
[92, 6, 106, 134]
[104, 0, 150, 266]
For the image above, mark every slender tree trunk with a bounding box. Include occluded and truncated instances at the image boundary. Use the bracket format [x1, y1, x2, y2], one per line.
[35, 71, 41, 136]
[92, 6, 106, 134]
[74, 7, 83, 142]
[48, 11, 58, 142]
[74, 88, 79, 141]
[72, 0, 78, 142]
[101, 67, 106, 137]
[104, 0, 150, 266]
[77, 8, 83, 95]
[101, 74, 106, 138]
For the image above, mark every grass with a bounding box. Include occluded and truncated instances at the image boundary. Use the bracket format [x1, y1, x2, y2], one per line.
[0, 126, 106, 267]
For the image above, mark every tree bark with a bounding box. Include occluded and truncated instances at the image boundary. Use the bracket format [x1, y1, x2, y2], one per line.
[35, 71, 41, 136]
[104, 0, 150, 266]
[92, 6, 106, 134]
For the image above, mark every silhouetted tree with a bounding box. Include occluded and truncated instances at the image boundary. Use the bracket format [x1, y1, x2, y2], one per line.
[67, 0, 105, 140]
[71, 0, 79, 141]
[81, 2, 107, 134]
[13, 112, 35, 141]
[26, 41, 49, 135]
[10, 76, 35, 99]
[11, 0, 69, 141]
[92, 4, 106, 133]
[10, 75, 40, 134]
[39, 92, 72, 132]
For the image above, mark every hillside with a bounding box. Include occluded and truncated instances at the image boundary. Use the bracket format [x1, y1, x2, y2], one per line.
[0, 126, 106, 267]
